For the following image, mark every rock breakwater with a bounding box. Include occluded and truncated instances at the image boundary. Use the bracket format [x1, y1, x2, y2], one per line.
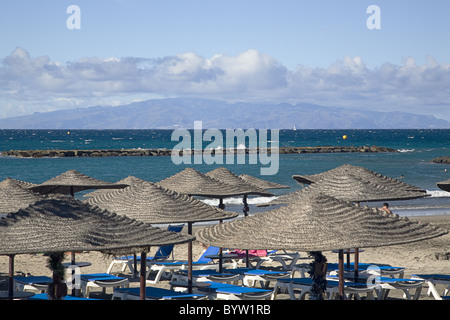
[432, 157, 450, 164]
[1, 145, 397, 158]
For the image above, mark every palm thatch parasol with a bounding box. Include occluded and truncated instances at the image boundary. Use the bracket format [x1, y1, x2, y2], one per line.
[0, 198, 194, 300]
[265, 164, 428, 206]
[205, 167, 274, 216]
[196, 192, 447, 299]
[29, 169, 129, 197]
[83, 175, 148, 198]
[437, 179, 450, 192]
[157, 168, 251, 209]
[86, 180, 237, 224]
[238, 174, 290, 190]
[292, 164, 427, 195]
[268, 164, 429, 274]
[205, 168, 274, 196]
[0, 178, 53, 215]
[0, 177, 38, 189]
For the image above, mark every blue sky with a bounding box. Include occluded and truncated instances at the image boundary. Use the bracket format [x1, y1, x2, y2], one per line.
[1, 1, 449, 121]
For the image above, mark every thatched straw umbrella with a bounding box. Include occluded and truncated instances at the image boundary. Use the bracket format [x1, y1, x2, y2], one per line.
[86, 181, 238, 290]
[0, 179, 53, 215]
[83, 175, 148, 198]
[0, 177, 38, 190]
[0, 198, 194, 300]
[196, 192, 447, 299]
[238, 174, 290, 190]
[157, 168, 252, 273]
[157, 168, 251, 209]
[437, 179, 450, 192]
[29, 169, 129, 197]
[265, 164, 428, 207]
[292, 164, 427, 195]
[205, 167, 274, 216]
[270, 164, 429, 273]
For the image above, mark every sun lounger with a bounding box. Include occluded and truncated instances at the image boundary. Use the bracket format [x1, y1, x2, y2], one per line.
[80, 273, 129, 298]
[14, 276, 53, 293]
[106, 224, 184, 275]
[327, 263, 406, 278]
[412, 274, 450, 300]
[172, 267, 290, 288]
[228, 268, 291, 288]
[376, 277, 424, 300]
[253, 251, 302, 271]
[112, 286, 206, 300]
[172, 269, 243, 284]
[327, 274, 424, 300]
[272, 277, 377, 300]
[172, 280, 272, 300]
[146, 246, 238, 284]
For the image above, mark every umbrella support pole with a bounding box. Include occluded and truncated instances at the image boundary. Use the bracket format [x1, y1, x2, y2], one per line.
[8, 254, 14, 300]
[71, 251, 77, 296]
[188, 223, 193, 294]
[133, 253, 138, 278]
[338, 249, 344, 300]
[140, 251, 146, 300]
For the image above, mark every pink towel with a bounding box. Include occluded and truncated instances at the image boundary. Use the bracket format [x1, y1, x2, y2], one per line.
[231, 249, 267, 257]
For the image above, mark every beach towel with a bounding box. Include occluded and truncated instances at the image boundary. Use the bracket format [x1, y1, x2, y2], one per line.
[231, 249, 267, 257]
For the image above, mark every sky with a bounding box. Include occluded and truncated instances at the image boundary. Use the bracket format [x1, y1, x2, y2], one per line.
[0, 0, 449, 122]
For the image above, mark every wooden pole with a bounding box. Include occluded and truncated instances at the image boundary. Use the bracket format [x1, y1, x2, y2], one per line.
[140, 251, 147, 300]
[188, 222, 193, 293]
[133, 253, 138, 278]
[70, 186, 77, 296]
[338, 249, 344, 300]
[8, 255, 14, 300]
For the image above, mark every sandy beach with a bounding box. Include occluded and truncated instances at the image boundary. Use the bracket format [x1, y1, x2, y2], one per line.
[1, 214, 449, 300]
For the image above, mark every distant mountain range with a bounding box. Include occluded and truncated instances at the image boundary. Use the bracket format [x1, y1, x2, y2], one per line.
[0, 98, 449, 129]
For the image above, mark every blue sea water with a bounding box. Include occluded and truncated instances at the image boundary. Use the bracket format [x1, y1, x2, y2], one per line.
[0, 129, 449, 218]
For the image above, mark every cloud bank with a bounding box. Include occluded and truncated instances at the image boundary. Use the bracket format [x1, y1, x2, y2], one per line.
[1, 47, 449, 120]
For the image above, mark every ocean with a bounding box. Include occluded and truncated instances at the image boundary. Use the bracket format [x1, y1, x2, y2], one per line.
[0, 129, 449, 220]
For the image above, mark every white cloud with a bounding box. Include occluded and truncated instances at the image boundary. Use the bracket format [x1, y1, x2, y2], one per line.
[0, 47, 449, 120]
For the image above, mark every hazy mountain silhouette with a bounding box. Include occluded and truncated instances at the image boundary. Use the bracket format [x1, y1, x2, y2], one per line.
[0, 98, 448, 129]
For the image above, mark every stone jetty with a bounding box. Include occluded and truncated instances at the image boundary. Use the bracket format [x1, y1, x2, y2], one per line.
[0, 145, 397, 158]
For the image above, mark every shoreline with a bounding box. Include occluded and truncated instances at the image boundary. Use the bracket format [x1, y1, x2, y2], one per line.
[0, 145, 397, 158]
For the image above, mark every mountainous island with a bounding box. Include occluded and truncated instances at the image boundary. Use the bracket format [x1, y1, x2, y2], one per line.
[0, 98, 448, 129]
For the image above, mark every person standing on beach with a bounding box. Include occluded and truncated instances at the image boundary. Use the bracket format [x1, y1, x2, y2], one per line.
[381, 202, 392, 214]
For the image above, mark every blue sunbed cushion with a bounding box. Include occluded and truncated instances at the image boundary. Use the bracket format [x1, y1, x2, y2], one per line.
[14, 276, 53, 284]
[116, 287, 203, 299]
[80, 273, 126, 282]
[413, 274, 450, 281]
[243, 269, 287, 276]
[201, 281, 271, 294]
[28, 293, 100, 300]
